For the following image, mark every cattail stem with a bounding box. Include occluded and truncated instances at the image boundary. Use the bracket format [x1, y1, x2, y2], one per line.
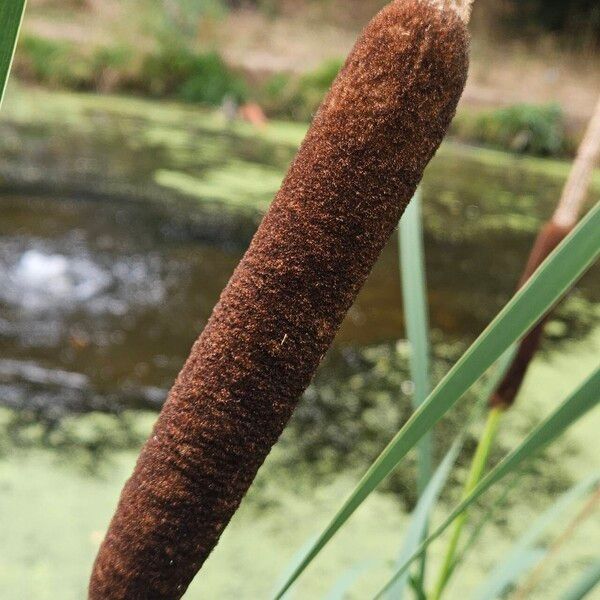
[554, 95, 600, 228]
[431, 406, 502, 600]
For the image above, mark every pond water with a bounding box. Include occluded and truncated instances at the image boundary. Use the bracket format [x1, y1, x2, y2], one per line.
[0, 189, 597, 420]
[0, 91, 598, 421]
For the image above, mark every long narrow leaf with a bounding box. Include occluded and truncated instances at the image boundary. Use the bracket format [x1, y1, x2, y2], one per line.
[399, 189, 432, 494]
[473, 473, 600, 600]
[431, 405, 503, 600]
[274, 201, 600, 599]
[560, 560, 600, 600]
[389, 437, 463, 599]
[375, 366, 600, 598]
[451, 472, 521, 576]
[0, 0, 26, 107]
[437, 347, 519, 585]
[399, 188, 431, 594]
[431, 347, 519, 598]
[389, 356, 506, 600]
[325, 560, 380, 600]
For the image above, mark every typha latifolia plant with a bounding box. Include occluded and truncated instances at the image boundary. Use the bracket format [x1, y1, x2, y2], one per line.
[491, 93, 600, 410]
[313, 120, 600, 598]
[1, 0, 597, 597]
[275, 45, 599, 600]
[277, 203, 599, 599]
[90, 1, 470, 598]
[360, 189, 599, 600]
[430, 92, 600, 600]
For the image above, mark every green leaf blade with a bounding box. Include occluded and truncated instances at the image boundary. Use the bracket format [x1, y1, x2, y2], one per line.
[399, 189, 432, 594]
[473, 473, 600, 600]
[274, 202, 600, 599]
[389, 436, 463, 599]
[399, 189, 432, 493]
[560, 560, 600, 600]
[376, 366, 600, 598]
[0, 0, 27, 107]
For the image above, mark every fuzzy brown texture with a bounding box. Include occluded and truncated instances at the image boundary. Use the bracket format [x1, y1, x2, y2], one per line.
[89, 2, 469, 598]
[490, 221, 573, 409]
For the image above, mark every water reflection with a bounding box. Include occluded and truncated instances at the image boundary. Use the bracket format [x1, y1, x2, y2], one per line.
[1, 190, 597, 424]
[0, 194, 238, 416]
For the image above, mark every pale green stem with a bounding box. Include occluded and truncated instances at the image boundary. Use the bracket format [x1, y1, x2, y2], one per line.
[399, 190, 431, 594]
[431, 407, 503, 600]
[399, 190, 432, 496]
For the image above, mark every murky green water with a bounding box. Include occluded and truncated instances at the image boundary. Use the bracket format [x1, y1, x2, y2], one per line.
[0, 89, 599, 600]
[0, 89, 598, 419]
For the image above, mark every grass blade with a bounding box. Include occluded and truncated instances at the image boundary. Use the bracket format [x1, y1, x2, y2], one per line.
[389, 362, 502, 600]
[325, 560, 380, 600]
[399, 188, 432, 494]
[399, 188, 431, 594]
[430, 345, 518, 596]
[389, 436, 463, 599]
[473, 473, 600, 600]
[451, 473, 521, 576]
[274, 201, 600, 599]
[0, 0, 26, 107]
[560, 560, 600, 600]
[374, 366, 600, 598]
[431, 406, 503, 600]
[432, 349, 519, 587]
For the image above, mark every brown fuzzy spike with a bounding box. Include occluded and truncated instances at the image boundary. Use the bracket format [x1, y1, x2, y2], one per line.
[89, 2, 469, 598]
[491, 94, 600, 410]
[490, 221, 573, 409]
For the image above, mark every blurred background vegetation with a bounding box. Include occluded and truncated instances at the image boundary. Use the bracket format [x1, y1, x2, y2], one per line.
[10, 0, 600, 157]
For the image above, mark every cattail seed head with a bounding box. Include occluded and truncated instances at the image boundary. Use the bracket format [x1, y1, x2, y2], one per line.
[490, 221, 574, 409]
[89, 2, 469, 598]
[490, 94, 600, 410]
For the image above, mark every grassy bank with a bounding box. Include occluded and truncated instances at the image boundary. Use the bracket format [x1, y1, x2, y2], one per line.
[2, 86, 600, 221]
[15, 0, 600, 158]
[13, 36, 581, 158]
